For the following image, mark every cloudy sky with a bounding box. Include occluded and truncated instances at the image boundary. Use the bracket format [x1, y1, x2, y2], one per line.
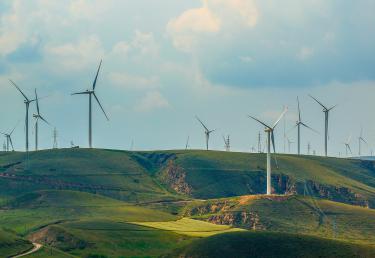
[0, 0, 374, 156]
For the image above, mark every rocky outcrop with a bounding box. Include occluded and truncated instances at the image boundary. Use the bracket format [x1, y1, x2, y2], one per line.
[159, 160, 192, 195]
[208, 212, 265, 230]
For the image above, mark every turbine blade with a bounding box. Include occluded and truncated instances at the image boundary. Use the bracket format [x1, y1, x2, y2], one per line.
[71, 91, 89, 95]
[10, 80, 29, 101]
[92, 60, 102, 90]
[93, 93, 109, 121]
[39, 115, 50, 125]
[195, 116, 209, 131]
[10, 120, 20, 135]
[327, 104, 337, 112]
[348, 145, 352, 155]
[248, 115, 271, 129]
[271, 131, 276, 153]
[286, 124, 298, 135]
[209, 129, 216, 134]
[309, 94, 327, 110]
[9, 137, 14, 151]
[35, 89, 40, 115]
[297, 96, 301, 122]
[272, 107, 288, 129]
[300, 122, 319, 134]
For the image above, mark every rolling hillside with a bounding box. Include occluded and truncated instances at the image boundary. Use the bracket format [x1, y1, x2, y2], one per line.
[0, 148, 375, 257]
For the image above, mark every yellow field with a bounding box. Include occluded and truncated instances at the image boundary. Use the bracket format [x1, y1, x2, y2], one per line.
[133, 218, 245, 237]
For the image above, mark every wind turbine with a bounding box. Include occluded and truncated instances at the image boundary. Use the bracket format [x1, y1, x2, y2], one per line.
[196, 116, 215, 150]
[309, 95, 336, 157]
[185, 136, 190, 150]
[343, 135, 352, 157]
[290, 97, 318, 155]
[248, 107, 288, 195]
[358, 128, 367, 157]
[10, 80, 35, 152]
[33, 89, 49, 151]
[72, 60, 109, 148]
[1, 122, 18, 152]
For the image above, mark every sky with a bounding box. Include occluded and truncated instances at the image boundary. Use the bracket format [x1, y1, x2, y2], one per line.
[0, 0, 374, 157]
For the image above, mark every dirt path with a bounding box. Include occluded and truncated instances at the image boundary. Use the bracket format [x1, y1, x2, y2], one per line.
[11, 243, 42, 258]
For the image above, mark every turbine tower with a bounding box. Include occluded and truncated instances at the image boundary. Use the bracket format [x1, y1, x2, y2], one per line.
[309, 95, 336, 157]
[248, 107, 288, 195]
[343, 134, 352, 157]
[1, 122, 18, 152]
[196, 116, 215, 150]
[10, 80, 35, 152]
[358, 128, 367, 157]
[185, 136, 190, 150]
[33, 89, 49, 151]
[292, 97, 317, 155]
[72, 60, 109, 148]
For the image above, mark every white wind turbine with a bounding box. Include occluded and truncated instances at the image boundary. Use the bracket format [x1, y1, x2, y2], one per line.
[33, 89, 49, 151]
[196, 116, 215, 151]
[343, 134, 352, 157]
[72, 60, 109, 148]
[248, 107, 288, 195]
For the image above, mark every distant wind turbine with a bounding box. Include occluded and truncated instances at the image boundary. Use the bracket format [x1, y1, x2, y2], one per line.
[343, 134, 352, 157]
[248, 107, 288, 195]
[287, 137, 293, 153]
[309, 95, 337, 157]
[10, 80, 35, 152]
[1, 121, 19, 152]
[72, 60, 109, 148]
[33, 89, 50, 151]
[358, 128, 367, 157]
[196, 116, 215, 150]
[290, 97, 318, 155]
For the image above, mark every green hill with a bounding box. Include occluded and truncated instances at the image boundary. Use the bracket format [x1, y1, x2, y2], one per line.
[1, 149, 375, 207]
[182, 195, 375, 245]
[0, 148, 375, 257]
[173, 231, 375, 258]
[0, 229, 33, 257]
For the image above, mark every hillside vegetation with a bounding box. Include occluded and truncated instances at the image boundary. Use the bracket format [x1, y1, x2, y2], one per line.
[0, 148, 374, 257]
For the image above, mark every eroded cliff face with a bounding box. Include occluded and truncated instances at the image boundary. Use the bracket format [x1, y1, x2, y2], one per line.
[207, 212, 265, 230]
[159, 160, 192, 195]
[159, 161, 372, 208]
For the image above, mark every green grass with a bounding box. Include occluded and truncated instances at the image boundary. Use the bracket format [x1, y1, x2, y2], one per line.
[0, 190, 176, 235]
[29, 220, 193, 258]
[133, 218, 245, 237]
[0, 229, 33, 257]
[173, 231, 375, 258]
[183, 195, 375, 245]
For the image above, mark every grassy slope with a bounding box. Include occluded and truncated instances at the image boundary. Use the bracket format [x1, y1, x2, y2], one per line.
[0, 229, 33, 257]
[1, 149, 374, 205]
[29, 220, 193, 258]
[134, 218, 245, 237]
[174, 231, 375, 258]
[169, 150, 375, 204]
[0, 190, 176, 235]
[0, 149, 176, 203]
[183, 195, 375, 245]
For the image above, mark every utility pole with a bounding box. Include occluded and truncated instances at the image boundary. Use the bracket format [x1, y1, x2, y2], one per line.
[53, 128, 58, 149]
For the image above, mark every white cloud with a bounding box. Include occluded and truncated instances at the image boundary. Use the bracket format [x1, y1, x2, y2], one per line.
[239, 56, 254, 63]
[109, 73, 159, 90]
[297, 47, 314, 60]
[69, 0, 114, 21]
[46, 35, 105, 70]
[134, 91, 169, 112]
[167, 0, 258, 52]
